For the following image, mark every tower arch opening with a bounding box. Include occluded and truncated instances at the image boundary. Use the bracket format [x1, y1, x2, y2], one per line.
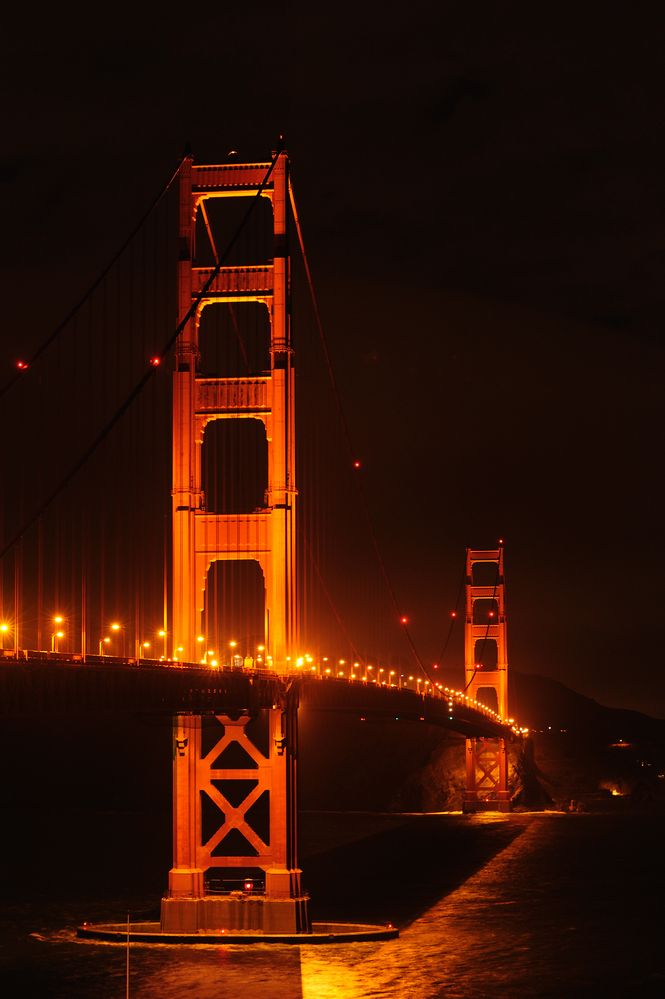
[474, 637, 498, 669]
[472, 597, 499, 625]
[194, 195, 274, 268]
[201, 419, 268, 515]
[203, 559, 266, 661]
[471, 561, 501, 587]
[198, 302, 270, 378]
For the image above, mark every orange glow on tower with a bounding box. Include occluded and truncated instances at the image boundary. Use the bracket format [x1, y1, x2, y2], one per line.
[171, 150, 297, 666]
[463, 545, 511, 812]
[164, 150, 308, 937]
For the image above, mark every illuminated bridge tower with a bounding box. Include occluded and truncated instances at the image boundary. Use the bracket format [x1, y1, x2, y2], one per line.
[171, 149, 297, 667]
[462, 545, 511, 812]
[162, 150, 309, 934]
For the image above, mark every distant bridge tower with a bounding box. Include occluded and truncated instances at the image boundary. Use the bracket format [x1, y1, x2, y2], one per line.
[171, 149, 297, 666]
[463, 544, 511, 812]
[162, 150, 308, 935]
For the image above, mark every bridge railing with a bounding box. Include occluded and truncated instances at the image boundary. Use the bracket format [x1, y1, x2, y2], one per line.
[0, 649, 527, 735]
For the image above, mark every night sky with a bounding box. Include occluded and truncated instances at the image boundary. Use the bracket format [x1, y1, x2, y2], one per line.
[1, 3, 663, 715]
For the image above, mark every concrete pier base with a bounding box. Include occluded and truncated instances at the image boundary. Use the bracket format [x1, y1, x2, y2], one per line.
[160, 892, 311, 934]
[462, 791, 512, 814]
[77, 919, 398, 945]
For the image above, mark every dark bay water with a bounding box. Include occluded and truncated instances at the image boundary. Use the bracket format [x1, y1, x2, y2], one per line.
[1, 810, 663, 998]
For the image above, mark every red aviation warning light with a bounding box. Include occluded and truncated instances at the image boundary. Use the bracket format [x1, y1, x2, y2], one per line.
[353, 459, 361, 469]
[149, 356, 161, 367]
[16, 360, 28, 370]
[400, 615, 408, 625]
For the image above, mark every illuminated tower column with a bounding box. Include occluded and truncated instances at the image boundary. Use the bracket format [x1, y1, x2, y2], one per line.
[172, 154, 200, 659]
[171, 151, 297, 666]
[462, 545, 511, 812]
[164, 150, 308, 935]
[265, 155, 298, 662]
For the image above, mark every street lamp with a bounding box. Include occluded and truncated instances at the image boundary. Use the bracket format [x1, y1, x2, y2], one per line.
[50, 615, 65, 653]
[0, 622, 9, 652]
[158, 629, 167, 659]
[99, 636, 111, 656]
[110, 622, 125, 657]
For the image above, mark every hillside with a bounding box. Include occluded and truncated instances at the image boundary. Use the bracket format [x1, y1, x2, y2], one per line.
[300, 671, 665, 812]
[0, 670, 662, 815]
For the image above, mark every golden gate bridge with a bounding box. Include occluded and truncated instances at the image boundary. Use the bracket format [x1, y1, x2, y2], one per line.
[0, 145, 525, 940]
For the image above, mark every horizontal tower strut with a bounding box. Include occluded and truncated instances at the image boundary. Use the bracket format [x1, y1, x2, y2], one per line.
[192, 266, 273, 297]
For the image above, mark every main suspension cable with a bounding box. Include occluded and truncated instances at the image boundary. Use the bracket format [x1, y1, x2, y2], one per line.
[436, 566, 465, 667]
[0, 154, 186, 402]
[300, 529, 363, 662]
[0, 145, 283, 564]
[289, 180, 427, 677]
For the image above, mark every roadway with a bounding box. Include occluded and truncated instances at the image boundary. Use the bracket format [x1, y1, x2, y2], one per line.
[0, 652, 517, 739]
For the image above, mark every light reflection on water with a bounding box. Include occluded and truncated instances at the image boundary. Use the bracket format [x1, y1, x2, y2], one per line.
[302, 813, 664, 999]
[299, 818, 537, 999]
[4, 813, 664, 998]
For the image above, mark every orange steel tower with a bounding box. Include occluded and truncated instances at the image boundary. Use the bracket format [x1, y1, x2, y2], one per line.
[162, 150, 309, 934]
[171, 150, 297, 666]
[462, 545, 511, 812]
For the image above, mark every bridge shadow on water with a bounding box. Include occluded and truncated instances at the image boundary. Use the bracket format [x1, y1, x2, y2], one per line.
[0, 805, 522, 931]
[300, 810, 524, 928]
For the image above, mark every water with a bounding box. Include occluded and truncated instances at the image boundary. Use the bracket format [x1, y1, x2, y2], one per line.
[1, 810, 663, 997]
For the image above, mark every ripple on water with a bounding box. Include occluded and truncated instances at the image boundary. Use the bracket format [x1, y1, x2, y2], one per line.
[3, 812, 664, 998]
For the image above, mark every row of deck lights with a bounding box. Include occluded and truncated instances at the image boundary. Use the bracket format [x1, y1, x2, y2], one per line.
[0, 615, 171, 660]
[175, 640, 526, 732]
[2, 615, 67, 652]
[1, 615, 68, 653]
[274, 656, 526, 733]
[0, 619, 527, 734]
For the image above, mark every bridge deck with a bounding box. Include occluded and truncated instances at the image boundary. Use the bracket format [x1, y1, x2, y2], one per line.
[0, 654, 514, 738]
